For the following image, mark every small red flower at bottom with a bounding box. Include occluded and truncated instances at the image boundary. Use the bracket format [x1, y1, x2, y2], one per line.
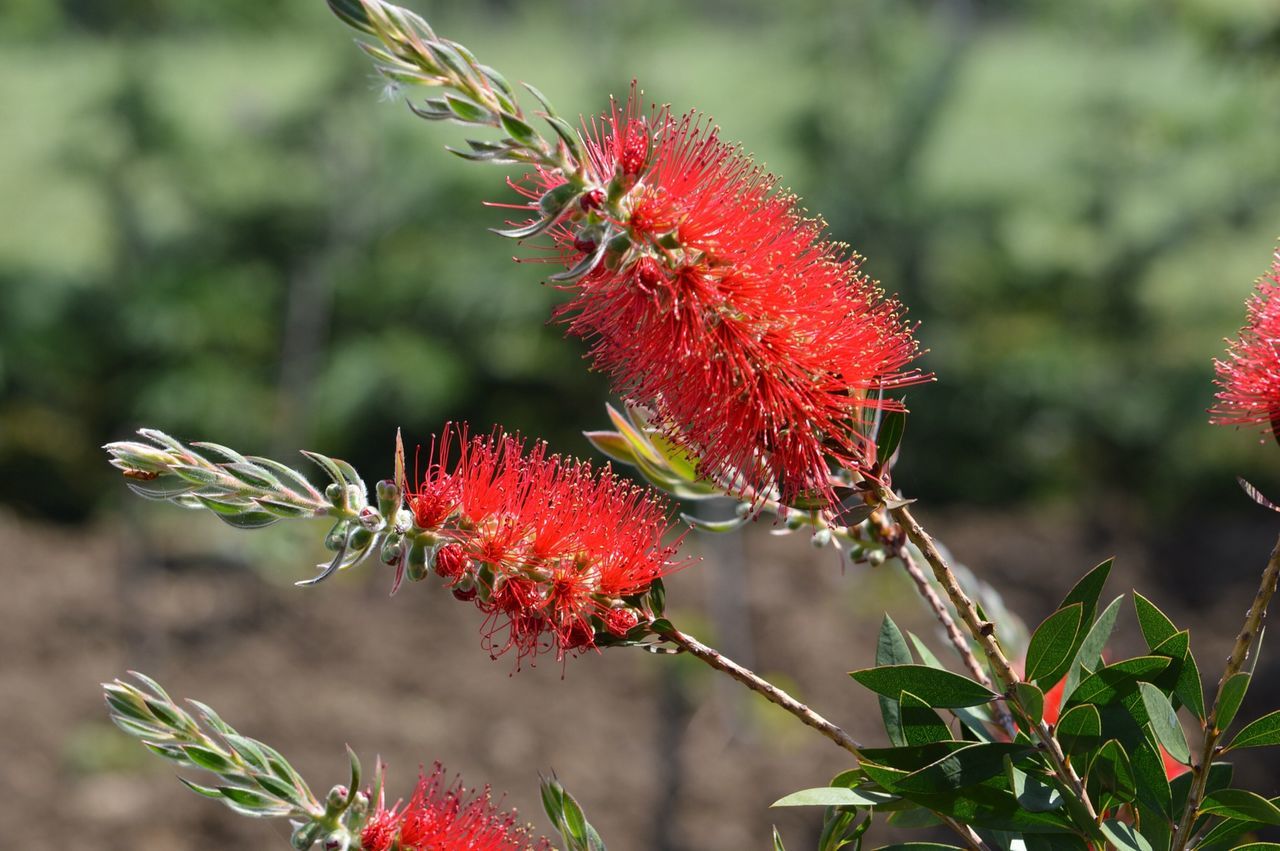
[1211, 249, 1280, 430]
[361, 763, 549, 851]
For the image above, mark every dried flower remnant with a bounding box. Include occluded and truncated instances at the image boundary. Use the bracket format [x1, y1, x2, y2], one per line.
[361, 763, 549, 851]
[406, 425, 685, 667]
[511, 86, 928, 507]
[1211, 249, 1280, 433]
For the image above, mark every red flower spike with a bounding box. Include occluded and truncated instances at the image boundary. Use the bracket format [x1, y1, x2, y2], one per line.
[406, 424, 688, 668]
[512, 84, 928, 506]
[1211, 249, 1280, 432]
[361, 763, 549, 851]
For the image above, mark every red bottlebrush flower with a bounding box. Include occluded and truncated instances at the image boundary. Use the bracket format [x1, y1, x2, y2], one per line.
[509, 85, 928, 506]
[1211, 249, 1280, 431]
[406, 425, 687, 668]
[361, 763, 548, 851]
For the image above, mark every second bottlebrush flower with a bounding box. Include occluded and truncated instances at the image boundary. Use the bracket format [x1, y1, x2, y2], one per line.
[401, 425, 687, 667]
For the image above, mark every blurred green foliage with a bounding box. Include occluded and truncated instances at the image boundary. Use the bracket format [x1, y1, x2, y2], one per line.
[3, 0, 1280, 520]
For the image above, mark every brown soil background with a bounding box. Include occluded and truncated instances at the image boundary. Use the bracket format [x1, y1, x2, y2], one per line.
[3, 501, 1279, 850]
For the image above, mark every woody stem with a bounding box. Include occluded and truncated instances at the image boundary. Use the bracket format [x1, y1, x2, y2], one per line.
[876, 486, 1100, 827]
[1170, 532, 1280, 851]
[895, 544, 1019, 740]
[658, 626, 989, 851]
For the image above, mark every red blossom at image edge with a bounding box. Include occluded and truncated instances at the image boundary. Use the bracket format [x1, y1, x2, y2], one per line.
[405, 425, 687, 668]
[1211, 249, 1280, 430]
[361, 763, 550, 851]
[511, 85, 929, 506]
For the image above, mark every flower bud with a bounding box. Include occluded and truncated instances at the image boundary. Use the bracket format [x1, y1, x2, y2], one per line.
[323, 831, 350, 851]
[452, 577, 478, 602]
[357, 505, 382, 531]
[324, 522, 348, 552]
[380, 534, 405, 566]
[406, 539, 430, 582]
[291, 822, 322, 850]
[325, 482, 347, 510]
[433, 542, 471, 581]
[604, 607, 639, 637]
[866, 549, 886, 567]
[810, 528, 832, 549]
[347, 791, 368, 820]
[375, 479, 401, 516]
[785, 513, 807, 531]
[539, 182, 578, 215]
[326, 784, 350, 814]
[348, 527, 374, 551]
[580, 188, 605, 211]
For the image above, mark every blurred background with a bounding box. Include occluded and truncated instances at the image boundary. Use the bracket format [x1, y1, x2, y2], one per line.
[3, 0, 1280, 847]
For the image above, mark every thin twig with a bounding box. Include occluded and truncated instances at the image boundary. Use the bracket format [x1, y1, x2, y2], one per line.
[877, 486, 1100, 827]
[658, 626, 989, 851]
[896, 545, 1019, 740]
[1170, 533, 1280, 851]
[659, 626, 864, 757]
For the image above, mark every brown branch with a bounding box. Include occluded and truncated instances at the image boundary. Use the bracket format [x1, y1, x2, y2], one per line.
[1171, 533, 1280, 851]
[878, 487, 1100, 827]
[896, 545, 1019, 740]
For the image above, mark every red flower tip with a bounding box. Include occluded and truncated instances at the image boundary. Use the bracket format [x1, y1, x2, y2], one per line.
[405, 425, 689, 668]
[604, 607, 639, 637]
[1211, 249, 1280, 431]
[360, 763, 549, 851]
[509, 84, 928, 507]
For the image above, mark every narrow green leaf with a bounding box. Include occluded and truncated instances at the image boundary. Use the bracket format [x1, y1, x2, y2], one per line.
[182, 745, 235, 774]
[771, 787, 897, 808]
[1200, 789, 1280, 825]
[1227, 708, 1280, 751]
[1014, 682, 1045, 728]
[178, 777, 223, 799]
[893, 743, 1033, 793]
[1059, 558, 1113, 627]
[850, 665, 995, 709]
[1066, 656, 1170, 707]
[1063, 595, 1123, 697]
[1100, 819, 1153, 851]
[899, 691, 952, 746]
[1055, 704, 1103, 757]
[1130, 739, 1173, 817]
[1089, 740, 1136, 803]
[877, 616, 913, 747]
[1139, 682, 1190, 764]
[583, 431, 637, 466]
[875, 411, 906, 466]
[1217, 672, 1252, 731]
[1134, 593, 1179, 651]
[1026, 604, 1084, 686]
[680, 513, 748, 533]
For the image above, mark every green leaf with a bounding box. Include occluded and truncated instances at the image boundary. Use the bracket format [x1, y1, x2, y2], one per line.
[772, 826, 787, 851]
[1233, 845, 1280, 850]
[1100, 819, 1153, 851]
[1088, 739, 1136, 803]
[875, 411, 906, 467]
[1134, 593, 1179, 650]
[215, 509, 280, 530]
[1130, 740, 1173, 817]
[1227, 709, 1280, 751]
[894, 743, 1033, 794]
[899, 691, 953, 746]
[680, 512, 748, 533]
[182, 745, 235, 774]
[1014, 682, 1045, 728]
[1171, 761, 1231, 821]
[1026, 604, 1084, 686]
[1139, 682, 1190, 764]
[1148, 630, 1205, 721]
[872, 845, 964, 850]
[1062, 595, 1123, 697]
[178, 777, 223, 799]
[1055, 704, 1103, 757]
[1065, 656, 1170, 707]
[1200, 789, 1280, 825]
[1059, 558, 1113, 628]
[771, 787, 898, 808]
[1218, 672, 1252, 731]
[850, 665, 995, 709]
[583, 431, 638, 466]
[877, 616, 913, 747]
